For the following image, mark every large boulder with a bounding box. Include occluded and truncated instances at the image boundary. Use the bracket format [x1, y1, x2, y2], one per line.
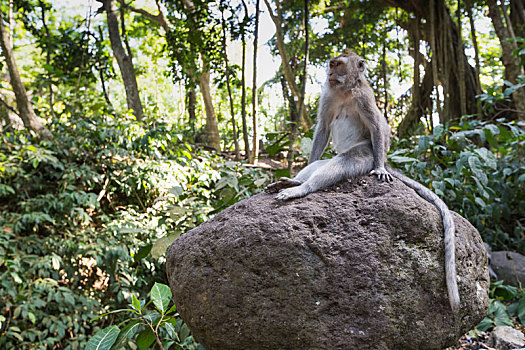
[166, 177, 489, 350]
[490, 251, 525, 287]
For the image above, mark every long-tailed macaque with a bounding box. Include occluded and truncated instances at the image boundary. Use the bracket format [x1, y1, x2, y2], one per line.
[265, 51, 460, 313]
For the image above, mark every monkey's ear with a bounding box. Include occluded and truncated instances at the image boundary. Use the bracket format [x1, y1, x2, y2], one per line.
[358, 59, 366, 72]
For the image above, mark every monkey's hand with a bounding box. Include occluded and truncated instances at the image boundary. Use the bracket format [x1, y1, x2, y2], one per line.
[265, 177, 301, 193]
[370, 167, 393, 182]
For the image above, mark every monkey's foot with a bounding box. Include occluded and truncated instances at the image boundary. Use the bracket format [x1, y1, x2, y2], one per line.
[265, 177, 301, 193]
[275, 186, 308, 201]
[370, 167, 393, 182]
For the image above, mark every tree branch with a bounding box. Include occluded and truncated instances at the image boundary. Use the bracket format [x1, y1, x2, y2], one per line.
[118, 0, 170, 32]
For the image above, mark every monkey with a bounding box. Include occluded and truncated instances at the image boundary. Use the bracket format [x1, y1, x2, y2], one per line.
[265, 51, 460, 313]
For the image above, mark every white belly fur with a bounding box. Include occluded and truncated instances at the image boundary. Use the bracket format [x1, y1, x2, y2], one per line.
[330, 111, 369, 154]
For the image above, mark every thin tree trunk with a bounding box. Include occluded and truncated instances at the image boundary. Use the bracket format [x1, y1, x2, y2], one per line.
[441, 3, 452, 121]
[429, 0, 442, 122]
[398, 62, 434, 137]
[487, 0, 525, 117]
[0, 11, 50, 137]
[240, 0, 250, 159]
[187, 84, 197, 142]
[97, 26, 113, 107]
[466, 0, 483, 117]
[198, 69, 221, 150]
[456, 2, 467, 117]
[287, 0, 309, 173]
[510, 0, 525, 40]
[263, 0, 313, 128]
[500, 0, 517, 40]
[221, 10, 240, 160]
[119, 4, 133, 59]
[39, 1, 54, 118]
[413, 16, 421, 121]
[181, 0, 221, 150]
[250, 0, 260, 164]
[97, 0, 143, 120]
[382, 26, 388, 121]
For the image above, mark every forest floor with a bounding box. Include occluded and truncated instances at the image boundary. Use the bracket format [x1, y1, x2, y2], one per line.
[447, 332, 493, 349]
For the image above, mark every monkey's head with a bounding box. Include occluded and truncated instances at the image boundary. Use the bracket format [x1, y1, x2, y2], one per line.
[326, 51, 366, 91]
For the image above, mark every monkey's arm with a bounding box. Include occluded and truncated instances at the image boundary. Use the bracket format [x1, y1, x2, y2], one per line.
[358, 97, 393, 182]
[309, 108, 331, 164]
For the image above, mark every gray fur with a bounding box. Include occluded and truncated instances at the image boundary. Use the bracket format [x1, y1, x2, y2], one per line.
[265, 51, 460, 312]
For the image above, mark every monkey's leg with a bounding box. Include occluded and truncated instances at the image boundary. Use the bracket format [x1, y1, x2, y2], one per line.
[265, 160, 329, 193]
[265, 177, 301, 193]
[276, 153, 373, 200]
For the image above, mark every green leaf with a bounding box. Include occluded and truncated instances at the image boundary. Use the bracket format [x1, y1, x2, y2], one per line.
[390, 155, 417, 163]
[132, 295, 142, 313]
[476, 316, 494, 332]
[150, 283, 172, 314]
[28, 312, 36, 324]
[86, 325, 120, 350]
[491, 301, 514, 327]
[468, 156, 488, 186]
[164, 322, 176, 338]
[275, 168, 290, 179]
[133, 244, 152, 262]
[169, 186, 184, 198]
[180, 323, 190, 340]
[418, 135, 430, 151]
[433, 124, 444, 141]
[136, 328, 156, 350]
[151, 235, 178, 259]
[111, 321, 141, 350]
[517, 296, 525, 326]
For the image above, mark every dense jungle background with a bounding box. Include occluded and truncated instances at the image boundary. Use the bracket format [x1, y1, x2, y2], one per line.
[0, 0, 524, 348]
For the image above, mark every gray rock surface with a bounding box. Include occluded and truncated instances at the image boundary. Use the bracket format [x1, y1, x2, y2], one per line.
[489, 326, 525, 349]
[491, 251, 525, 287]
[166, 177, 490, 350]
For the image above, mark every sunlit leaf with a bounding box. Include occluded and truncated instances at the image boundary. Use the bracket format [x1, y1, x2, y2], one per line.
[86, 326, 120, 350]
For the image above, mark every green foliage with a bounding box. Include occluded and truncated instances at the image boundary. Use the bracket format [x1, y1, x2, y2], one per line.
[0, 108, 268, 348]
[476, 281, 525, 332]
[87, 283, 203, 350]
[389, 118, 525, 252]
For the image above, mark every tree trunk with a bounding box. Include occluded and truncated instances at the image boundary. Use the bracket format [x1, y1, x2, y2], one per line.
[379, 0, 479, 123]
[187, 84, 197, 142]
[398, 63, 434, 137]
[287, 0, 310, 172]
[97, 26, 113, 108]
[250, 0, 260, 165]
[241, 0, 250, 159]
[180, 0, 221, 150]
[487, 0, 525, 118]
[198, 69, 221, 150]
[0, 11, 50, 137]
[428, 0, 442, 122]
[456, 2, 467, 117]
[510, 0, 525, 40]
[221, 10, 240, 160]
[263, 0, 313, 129]
[39, 1, 54, 118]
[381, 26, 388, 121]
[98, 0, 143, 120]
[466, 0, 483, 117]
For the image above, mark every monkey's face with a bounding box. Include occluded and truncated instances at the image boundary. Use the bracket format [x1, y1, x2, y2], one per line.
[327, 54, 366, 91]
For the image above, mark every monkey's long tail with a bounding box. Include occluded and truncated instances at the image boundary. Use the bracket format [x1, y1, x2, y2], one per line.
[386, 165, 460, 313]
